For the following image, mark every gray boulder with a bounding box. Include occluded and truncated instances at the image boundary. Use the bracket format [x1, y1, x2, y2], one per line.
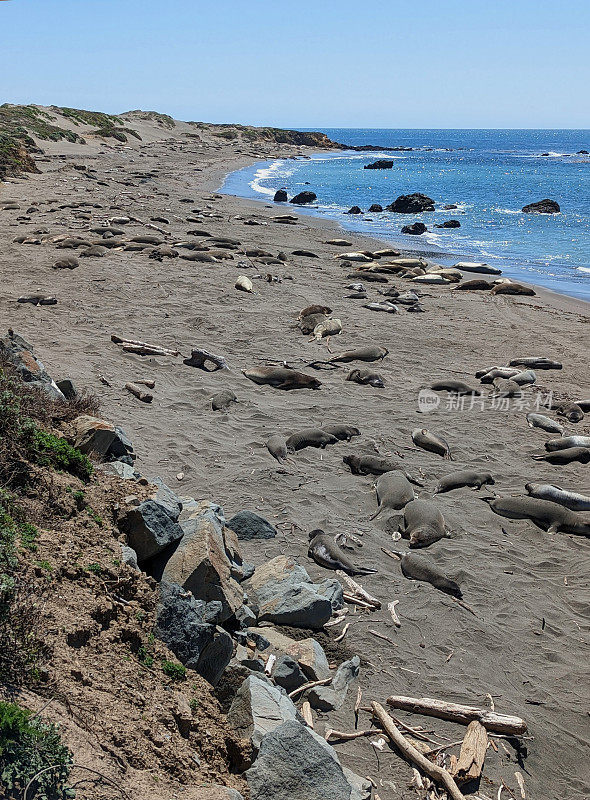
[0, 331, 65, 400]
[120, 485, 184, 562]
[290, 191, 317, 205]
[249, 626, 330, 680]
[227, 511, 277, 541]
[246, 720, 371, 800]
[307, 656, 360, 711]
[154, 582, 233, 685]
[272, 655, 307, 692]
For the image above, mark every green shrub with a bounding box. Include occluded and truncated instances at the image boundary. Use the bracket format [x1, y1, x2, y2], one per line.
[0, 701, 73, 799]
[161, 660, 186, 681]
[25, 428, 92, 482]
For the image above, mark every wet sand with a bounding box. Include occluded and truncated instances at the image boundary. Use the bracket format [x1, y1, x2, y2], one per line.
[1, 118, 589, 799]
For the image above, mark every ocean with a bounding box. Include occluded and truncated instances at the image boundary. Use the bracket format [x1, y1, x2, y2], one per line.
[220, 129, 590, 301]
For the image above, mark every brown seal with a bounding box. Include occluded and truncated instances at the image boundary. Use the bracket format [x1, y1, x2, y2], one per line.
[370, 471, 415, 518]
[490, 283, 536, 296]
[308, 530, 377, 576]
[434, 470, 494, 494]
[532, 447, 590, 465]
[554, 401, 584, 423]
[242, 367, 321, 391]
[329, 346, 388, 363]
[397, 552, 462, 597]
[321, 425, 361, 441]
[483, 495, 590, 536]
[299, 304, 332, 318]
[343, 454, 423, 486]
[286, 429, 339, 452]
[346, 369, 385, 388]
[399, 499, 449, 548]
[412, 428, 452, 460]
[453, 279, 493, 291]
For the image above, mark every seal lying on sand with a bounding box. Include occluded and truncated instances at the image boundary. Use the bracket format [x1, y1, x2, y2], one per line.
[554, 401, 585, 423]
[211, 389, 237, 411]
[266, 434, 288, 463]
[509, 357, 562, 370]
[453, 279, 494, 291]
[490, 282, 536, 296]
[399, 499, 449, 548]
[532, 447, 590, 465]
[434, 470, 494, 494]
[370, 472, 415, 518]
[328, 346, 388, 363]
[286, 429, 339, 452]
[397, 552, 462, 597]
[477, 367, 520, 383]
[526, 413, 564, 434]
[308, 530, 377, 576]
[322, 424, 361, 441]
[343, 455, 423, 486]
[299, 304, 332, 318]
[544, 436, 590, 452]
[243, 367, 321, 391]
[483, 495, 590, 536]
[412, 428, 453, 460]
[525, 483, 590, 512]
[430, 380, 481, 396]
[346, 369, 385, 388]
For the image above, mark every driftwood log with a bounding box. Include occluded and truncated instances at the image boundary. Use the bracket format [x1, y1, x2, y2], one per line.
[450, 720, 488, 783]
[371, 702, 466, 800]
[125, 382, 153, 403]
[386, 695, 527, 735]
[183, 348, 229, 371]
[111, 335, 179, 357]
[336, 571, 381, 608]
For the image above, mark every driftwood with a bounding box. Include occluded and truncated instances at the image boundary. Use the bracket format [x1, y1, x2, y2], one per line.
[371, 702, 466, 800]
[386, 695, 527, 735]
[334, 622, 350, 642]
[369, 629, 397, 647]
[182, 347, 229, 371]
[450, 721, 488, 783]
[288, 677, 331, 700]
[336, 571, 381, 608]
[111, 335, 179, 357]
[301, 701, 313, 728]
[387, 600, 401, 627]
[125, 382, 153, 403]
[135, 379, 156, 388]
[343, 593, 375, 608]
[325, 728, 374, 743]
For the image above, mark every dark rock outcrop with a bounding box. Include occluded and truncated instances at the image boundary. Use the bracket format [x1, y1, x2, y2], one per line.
[521, 199, 560, 214]
[273, 188, 288, 202]
[401, 222, 427, 235]
[227, 511, 277, 541]
[289, 191, 316, 205]
[363, 159, 393, 170]
[368, 204, 383, 212]
[347, 206, 362, 215]
[386, 193, 435, 213]
[434, 219, 461, 228]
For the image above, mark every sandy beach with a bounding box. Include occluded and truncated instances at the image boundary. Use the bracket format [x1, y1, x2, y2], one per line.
[1, 112, 589, 800]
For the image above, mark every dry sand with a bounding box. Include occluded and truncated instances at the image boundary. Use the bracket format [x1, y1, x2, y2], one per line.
[1, 116, 589, 800]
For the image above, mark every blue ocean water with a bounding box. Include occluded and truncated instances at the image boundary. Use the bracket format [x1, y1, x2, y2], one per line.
[220, 129, 590, 301]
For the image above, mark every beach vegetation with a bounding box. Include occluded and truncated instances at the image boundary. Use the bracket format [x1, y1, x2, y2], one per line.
[161, 660, 186, 681]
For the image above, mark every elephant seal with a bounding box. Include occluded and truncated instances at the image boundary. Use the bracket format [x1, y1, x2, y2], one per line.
[267, 434, 288, 463]
[491, 378, 522, 398]
[312, 318, 342, 340]
[574, 398, 590, 412]
[235, 275, 254, 293]
[286, 429, 339, 452]
[525, 483, 590, 512]
[554, 402, 584, 423]
[399, 499, 448, 548]
[545, 436, 590, 452]
[370, 472, 415, 518]
[364, 301, 399, 313]
[478, 367, 520, 383]
[299, 304, 332, 318]
[322, 424, 361, 441]
[532, 447, 590, 465]
[453, 279, 493, 290]
[454, 261, 502, 275]
[343, 454, 423, 486]
[412, 428, 452, 460]
[299, 313, 328, 334]
[434, 470, 494, 494]
[509, 357, 562, 370]
[526, 413, 564, 435]
[243, 367, 321, 391]
[511, 369, 537, 386]
[211, 389, 237, 411]
[346, 369, 385, 388]
[430, 380, 481, 396]
[308, 529, 377, 576]
[398, 552, 462, 598]
[329, 346, 388, 363]
[490, 283, 536, 296]
[483, 495, 590, 536]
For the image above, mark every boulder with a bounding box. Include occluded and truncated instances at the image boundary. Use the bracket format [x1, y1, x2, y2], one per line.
[364, 159, 394, 170]
[401, 222, 427, 235]
[521, 198, 560, 214]
[244, 556, 342, 629]
[273, 189, 288, 202]
[161, 501, 244, 622]
[0, 331, 65, 400]
[227, 511, 277, 541]
[306, 656, 360, 711]
[578, 150, 589, 155]
[386, 193, 435, 213]
[100, 461, 137, 480]
[368, 204, 383, 212]
[347, 206, 362, 214]
[56, 378, 77, 400]
[249, 627, 330, 680]
[119, 481, 184, 562]
[289, 191, 317, 205]
[227, 675, 301, 759]
[434, 219, 461, 228]
[120, 544, 139, 570]
[272, 656, 307, 692]
[72, 415, 118, 457]
[246, 720, 371, 800]
[154, 582, 233, 685]
[442, 203, 458, 210]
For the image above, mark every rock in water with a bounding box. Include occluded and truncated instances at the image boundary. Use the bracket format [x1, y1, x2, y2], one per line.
[521, 199, 560, 214]
[364, 159, 394, 169]
[289, 191, 317, 205]
[347, 206, 362, 214]
[246, 720, 371, 800]
[434, 219, 461, 228]
[386, 193, 435, 213]
[368, 203, 383, 212]
[273, 188, 288, 202]
[401, 222, 427, 235]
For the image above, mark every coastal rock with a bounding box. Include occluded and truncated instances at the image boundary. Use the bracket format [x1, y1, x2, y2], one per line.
[249, 627, 330, 680]
[56, 378, 77, 400]
[227, 675, 301, 759]
[0, 331, 65, 400]
[434, 219, 461, 228]
[72, 415, 118, 457]
[364, 159, 394, 169]
[368, 204, 383, 212]
[227, 510, 277, 541]
[401, 222, 427, 235]
[386, 193, 435, 213]
[244, 555, 342, 629]
[306, 656, 359, 711]
[522, 199, 560, 214]
[272, 656, 307, 692]
[347, 206, 362, 214]
[273, 189, 288, 202]
[160, 501, 244, 622]
[154, 581, 233, 685]
[246, 720, 371, 800]
[289, 191, 317, 205]
[119, 480, 184, 562]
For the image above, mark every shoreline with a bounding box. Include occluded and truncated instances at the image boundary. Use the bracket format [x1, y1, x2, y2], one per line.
[2, 124, 590, 800]
[220, 149, 590, 304]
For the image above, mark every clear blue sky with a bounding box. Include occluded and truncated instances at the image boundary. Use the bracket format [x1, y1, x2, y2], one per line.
[1, 0, 589, 129]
